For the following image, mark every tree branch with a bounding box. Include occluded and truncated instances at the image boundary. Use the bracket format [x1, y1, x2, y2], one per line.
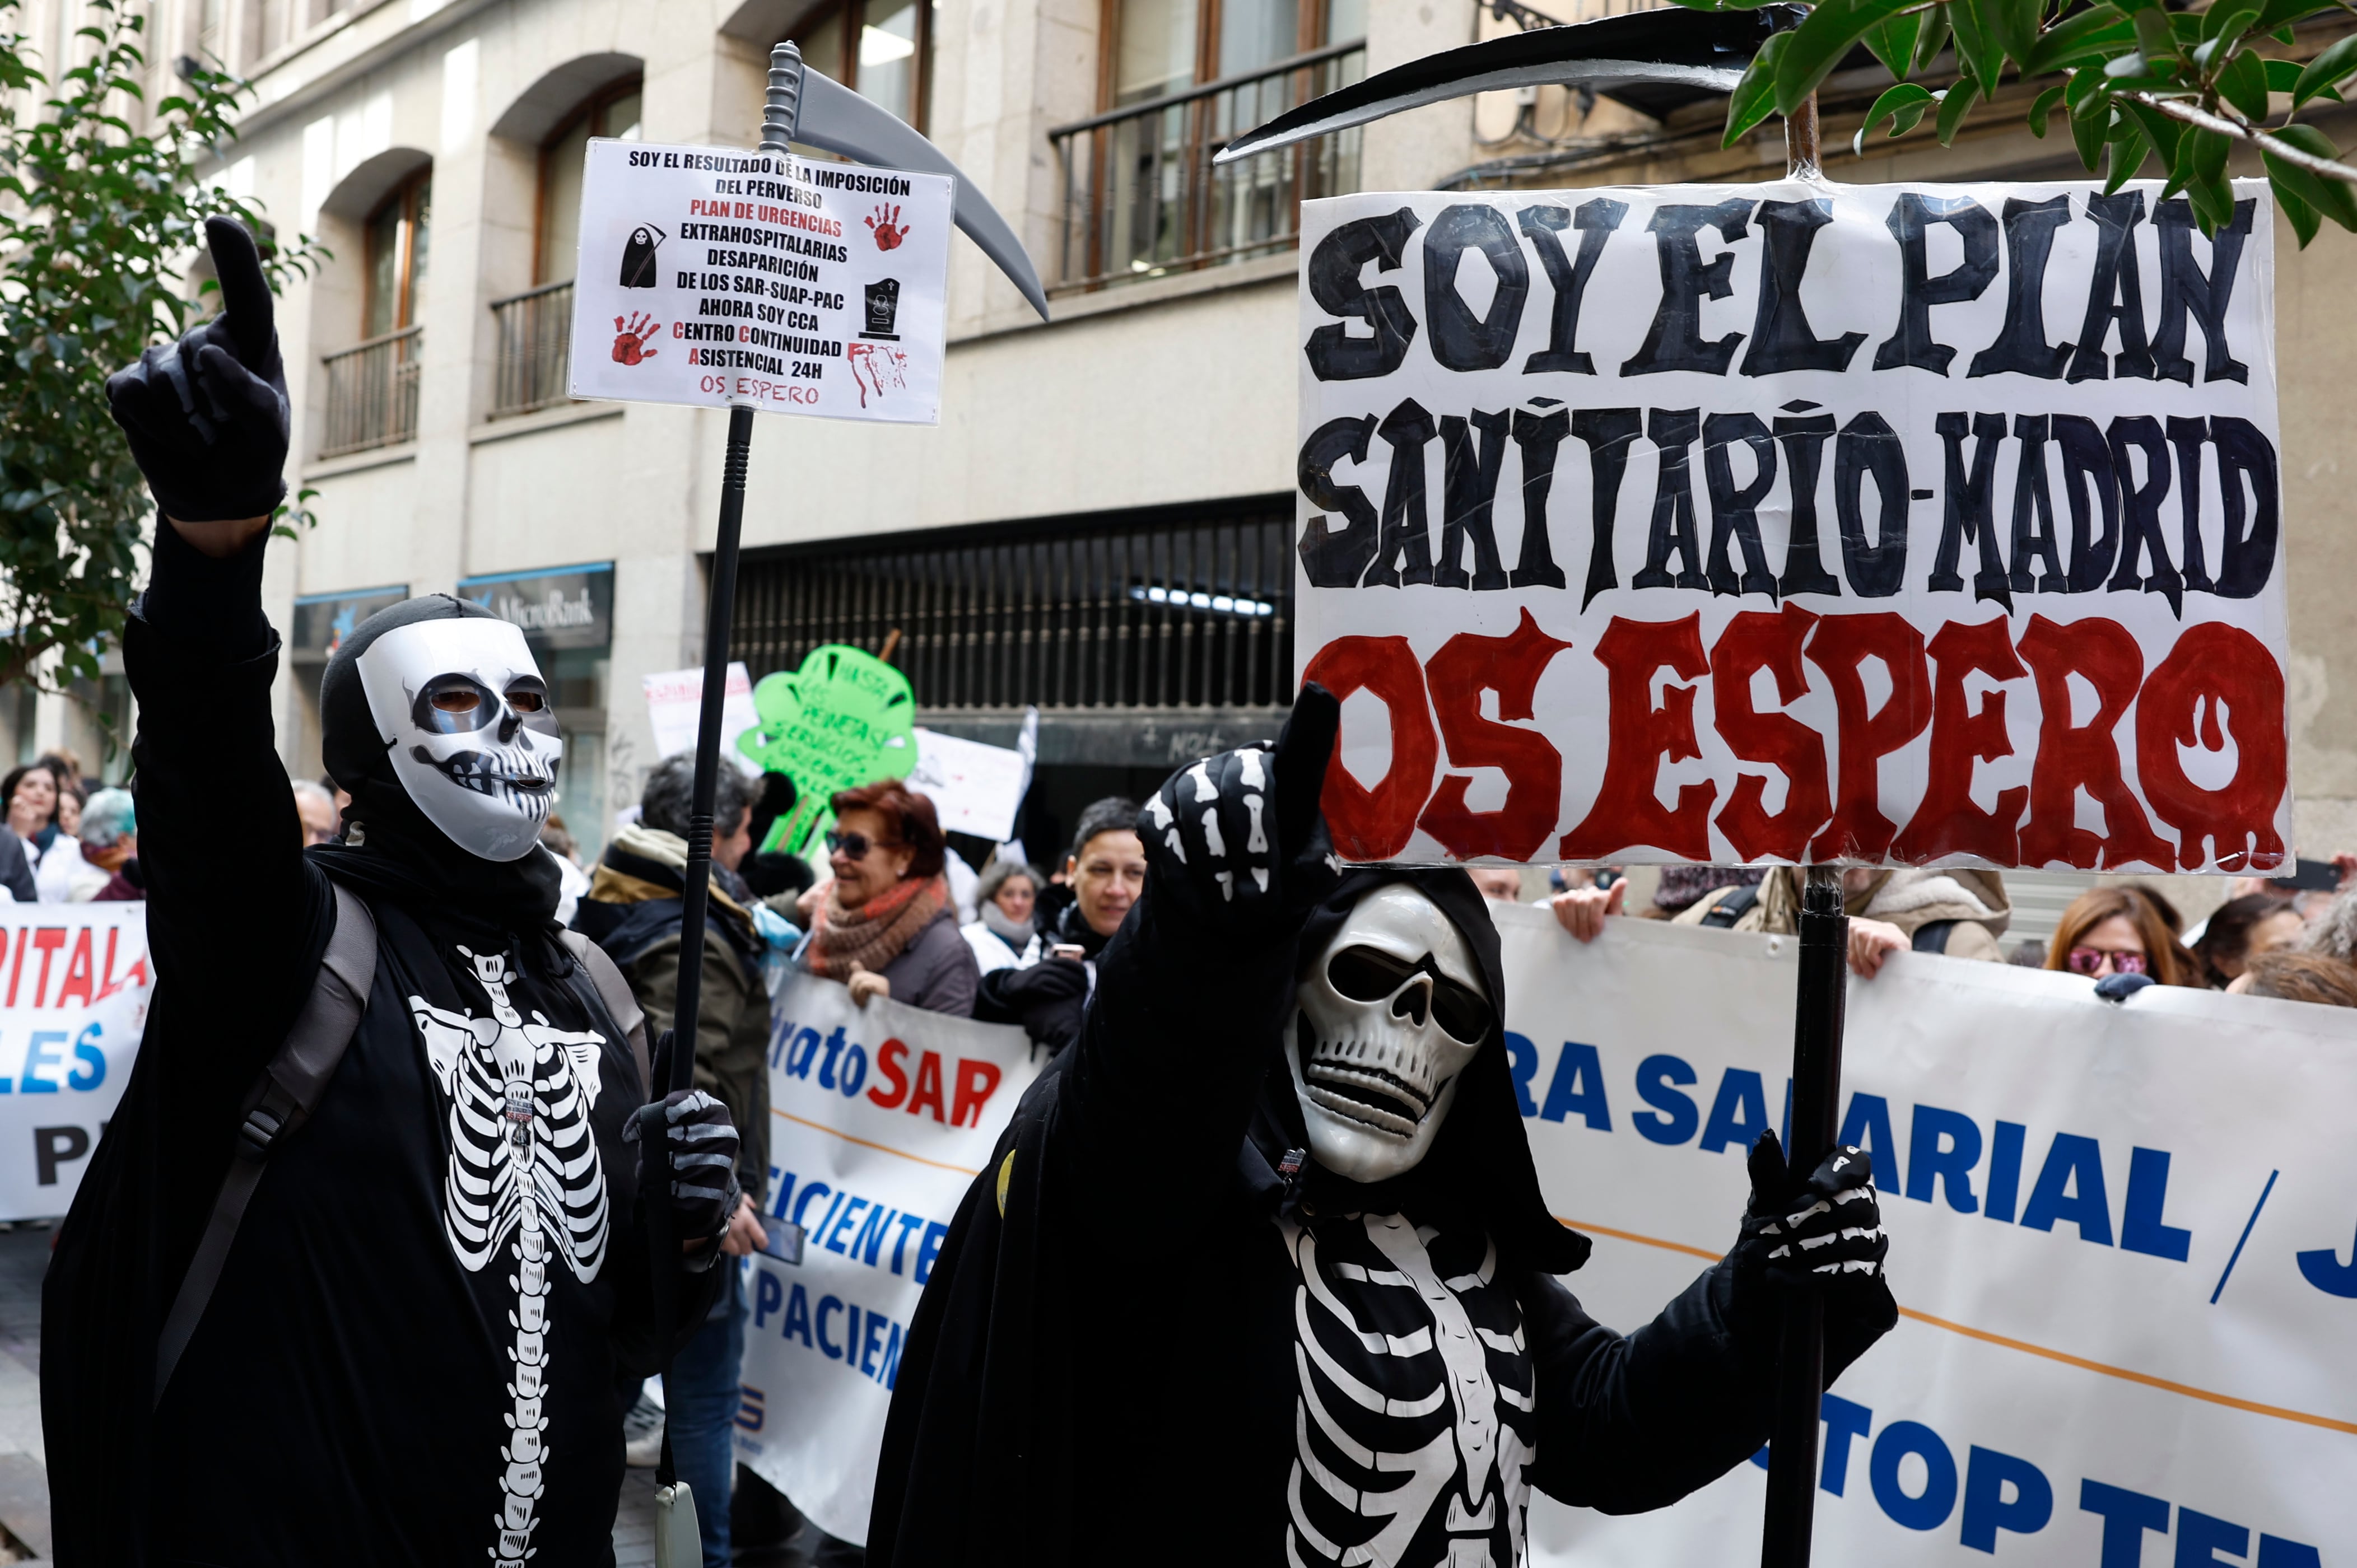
[2125, 91, 2357, 183]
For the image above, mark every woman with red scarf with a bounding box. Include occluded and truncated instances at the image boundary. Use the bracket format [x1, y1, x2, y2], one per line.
[796, 780, 979, 1017]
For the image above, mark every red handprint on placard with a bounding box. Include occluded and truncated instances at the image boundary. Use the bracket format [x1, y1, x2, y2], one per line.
[846, 343, 909, 408]
[612, 311, 661, 365]
[865, 204, 908, 251]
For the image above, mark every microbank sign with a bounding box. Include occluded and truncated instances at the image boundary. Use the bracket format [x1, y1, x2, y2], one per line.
[1498, 912, 2351, 1566]
[1295, 180, 2288, 874]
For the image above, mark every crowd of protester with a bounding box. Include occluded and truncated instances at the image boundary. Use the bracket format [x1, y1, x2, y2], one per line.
[11, 726, 2357, 1565]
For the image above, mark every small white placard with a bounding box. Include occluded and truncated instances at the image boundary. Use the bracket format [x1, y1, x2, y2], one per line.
[643, 662, 762, 777]
[567, 139, 952, 424]
[909, 727, 1029, 841]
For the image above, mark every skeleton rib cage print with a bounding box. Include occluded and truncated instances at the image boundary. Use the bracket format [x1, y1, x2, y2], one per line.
[1284, 1213, 1535, 1568]
[408, 946, 612, 1568]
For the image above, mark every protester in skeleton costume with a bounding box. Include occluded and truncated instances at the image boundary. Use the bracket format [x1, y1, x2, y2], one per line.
[44, 219, 736, 1565]
[870, 687, 1897, 1566]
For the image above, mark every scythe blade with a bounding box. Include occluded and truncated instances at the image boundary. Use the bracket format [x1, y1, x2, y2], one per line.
[791, 67, 1052, 321]
[1214, 3, 1802, 166]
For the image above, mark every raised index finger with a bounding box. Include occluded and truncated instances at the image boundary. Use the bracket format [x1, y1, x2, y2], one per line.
[204, 216, 275, 365]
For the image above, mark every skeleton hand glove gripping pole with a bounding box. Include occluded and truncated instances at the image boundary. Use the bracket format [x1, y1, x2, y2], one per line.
[1730, 1132, 1899, 1369]
[105, 217, 290, 524]
[626, 1081, 742, 1271]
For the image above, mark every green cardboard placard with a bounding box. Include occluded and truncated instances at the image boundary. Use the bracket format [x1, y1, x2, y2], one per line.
[738, 644, 916, 855]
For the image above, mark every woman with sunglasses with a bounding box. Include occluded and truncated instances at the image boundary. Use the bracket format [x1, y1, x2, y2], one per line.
[796, 778, 980, 1017]
[2044, 886, 2198, 986]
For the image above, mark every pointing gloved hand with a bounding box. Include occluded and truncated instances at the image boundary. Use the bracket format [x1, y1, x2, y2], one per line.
[625, 1086, 742, 1271]
[105, 216, 290, 524]
[1140, 680, 1341, 933]
[1730, 1131, 1898, 1367]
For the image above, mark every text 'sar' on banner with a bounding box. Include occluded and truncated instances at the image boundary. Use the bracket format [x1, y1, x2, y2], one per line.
[0, 906, 149, 1220]
[733, 973, 1040, 1545]
[1293, 180, 2289, 873]
[567, 139, 952, 423]
[1490, 908, 2351, 1566]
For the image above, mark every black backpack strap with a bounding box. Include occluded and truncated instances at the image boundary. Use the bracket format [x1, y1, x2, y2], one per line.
[562, 930, 651, 1101]
[1698, 884, 1760, 928]
[1912, 919, 1958, 954]
[155, 881, 378, 1406]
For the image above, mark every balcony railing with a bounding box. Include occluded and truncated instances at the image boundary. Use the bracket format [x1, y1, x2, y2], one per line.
[490, 279, 575, 418]
[319, 326, 422, 457]
[1048, 40, 1366, 296]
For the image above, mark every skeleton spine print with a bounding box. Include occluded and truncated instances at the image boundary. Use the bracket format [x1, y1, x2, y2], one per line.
[1283, 1214, 1534, 1568]
[408, 948, 612, 1567]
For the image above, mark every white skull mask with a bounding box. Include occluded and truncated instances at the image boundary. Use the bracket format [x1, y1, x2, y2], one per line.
[1289, 884, 1495, 1184]
[354, 618, 562, 861]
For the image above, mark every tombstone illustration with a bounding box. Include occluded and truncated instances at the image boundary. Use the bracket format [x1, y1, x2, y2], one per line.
[861, 278, 901, 340]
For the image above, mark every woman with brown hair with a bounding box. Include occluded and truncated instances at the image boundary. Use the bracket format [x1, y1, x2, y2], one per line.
[2044, 886, 2201, 987]
[796, 778, 979, 1016]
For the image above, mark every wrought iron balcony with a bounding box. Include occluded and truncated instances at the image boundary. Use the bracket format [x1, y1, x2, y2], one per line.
[319, 325, 422, 457]
[1047, 40, 1366, 296]
[490, 279, 575, 419]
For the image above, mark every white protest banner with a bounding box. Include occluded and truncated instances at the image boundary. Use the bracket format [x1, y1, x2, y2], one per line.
[567, 139, 952, 422]
[0, 905, 149, 1219]
[1296, 181, 2288, 874]
[909, 727, 1029, 841]
[642, 662, 762, 777]
[1483, 907, 2348, 1565]
[734, 972, 1040, 1543]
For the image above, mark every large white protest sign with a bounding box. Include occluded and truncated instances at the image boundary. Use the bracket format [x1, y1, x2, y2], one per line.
[734, 972, 1040, 1542]
[643, 662, 762, 777]
[1487, 908, 2347, 1565]
[0, 905, 149, 1219]
[1296, 181, 2288, 874]
[567, 139, 952, 422]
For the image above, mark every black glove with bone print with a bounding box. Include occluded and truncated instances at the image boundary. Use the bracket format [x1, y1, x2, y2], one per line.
[1139, 682, 1341, 936]
[1729, 1131, 1898, 1370]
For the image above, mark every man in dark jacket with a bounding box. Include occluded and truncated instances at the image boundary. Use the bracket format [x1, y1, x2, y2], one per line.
[578, 752, 775, 1567]
[45, 219, 736, 1566]
[870, 689, 1897, 1566]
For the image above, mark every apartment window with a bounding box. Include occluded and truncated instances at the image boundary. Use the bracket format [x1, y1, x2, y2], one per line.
[324, 167, 430, 455]
[1051, 0, 1364, 292]
[362, 171, 431, 339]
[537, 79, 643, 285]
[790, 0, 934, 129]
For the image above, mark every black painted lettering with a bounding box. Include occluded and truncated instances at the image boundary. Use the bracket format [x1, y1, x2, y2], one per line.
[2153, 198, 2254, 385]
[2214, 415, 2280, 598]
[1297, 415, 1382, 587]
[1702, 412, 1780, 598]
[1366, 400, 1438, 587]
[2009, 414, 2067, 593]
[2167, 415, 2216, 592]
[1518, 198, 1623, 374]
[1572, 408, 1643, 610]
[1634, 408, 1708, 590]
[2066, 192, 2157, 383]
[1774, 413, 1841, 597]
[1741, 199, 1866, 376]
[1875, 194, 1999, 374]
[1509, 406, 1571, 590]
[1836, 412, 1909, 598]
[1305, 208, 1423, 381]
[2055, 414, 2122, 591]
[1424, 204, 1530, 371]
[1930, 412, 2013, 610]
[1437, 409, 1512, 590]
[1620, 200, 1753, 376]
[1968, 195, 2075, 380]
[2107, 416, 2182, 617]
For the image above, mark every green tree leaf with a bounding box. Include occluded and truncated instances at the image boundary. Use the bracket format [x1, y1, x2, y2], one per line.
[2263, 122, 2357, 231]
[1855, 82, 1940, 154]
[1912, 4, 1954, 72]
[2028, 82, 2067, 136]
[2070, 82, 2113, 172]
[2220, 45, 2271, 119]
[1722, 31, 1790, 148]
[2028, 6, 2133, 74]
[1864, 10, 1925, 78]
[1936, 73, 1982, 143]
[2273, 177, 2322, 246]
[1776, 0, 1918, 114]
[2294, 32, 2357, 105]
[1948, 0, 2002, 93]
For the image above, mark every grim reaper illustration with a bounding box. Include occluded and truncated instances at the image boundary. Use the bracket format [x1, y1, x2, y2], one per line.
[870, 685, 1898, 1567]
[46, 217, 736, 1568]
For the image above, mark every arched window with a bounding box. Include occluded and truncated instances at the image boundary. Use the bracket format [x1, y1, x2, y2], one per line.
[537, 78, 642, 286]
[789, 0, 932, 129]
[363, 170, 431, 339]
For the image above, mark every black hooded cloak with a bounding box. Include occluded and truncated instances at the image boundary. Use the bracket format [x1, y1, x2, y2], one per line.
[43, 532, 711, 1566]
[869, 850, 1845, 1567]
